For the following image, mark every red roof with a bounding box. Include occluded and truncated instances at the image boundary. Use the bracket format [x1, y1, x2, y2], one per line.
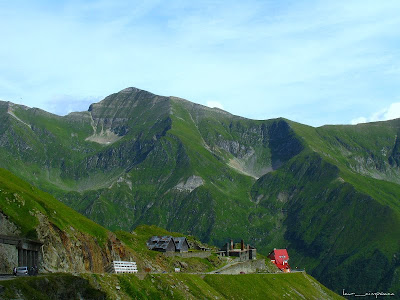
[268, 249, 290, 271]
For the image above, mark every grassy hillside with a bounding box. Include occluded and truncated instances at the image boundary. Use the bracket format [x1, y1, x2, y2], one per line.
[0, 168, 108, 242]
[0, 166, 343, 299]
[0, 88, 399, 294]
[0, 168, 224, 274]
[251, 151, 400, 293]
[0, 273, 342, 300]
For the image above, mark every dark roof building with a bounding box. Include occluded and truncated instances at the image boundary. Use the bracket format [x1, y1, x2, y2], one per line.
[173, 237, 189, 252]
[147, 236, 190, 253]
[147, 236, 176, 252]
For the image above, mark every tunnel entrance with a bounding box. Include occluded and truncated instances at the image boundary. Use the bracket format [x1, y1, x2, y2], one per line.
[0, 235, 42, 268]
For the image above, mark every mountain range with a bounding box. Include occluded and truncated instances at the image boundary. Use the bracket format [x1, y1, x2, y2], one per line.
[0, 87, 399, 294]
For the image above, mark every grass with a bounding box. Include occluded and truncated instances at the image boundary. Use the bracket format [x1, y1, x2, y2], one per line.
[0, 168, 108, 243]
[0, 272, 342, 299]
[0, 273, 107, 300]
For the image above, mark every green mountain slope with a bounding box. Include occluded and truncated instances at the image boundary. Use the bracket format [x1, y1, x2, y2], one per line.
[0, 87, 399, 294]
[0, 168, 230, 275]
[251, 151, 400, 293]
[0, 168, 342, 299]
[0, 167, 134, 273]
[0, 272, 342, 300]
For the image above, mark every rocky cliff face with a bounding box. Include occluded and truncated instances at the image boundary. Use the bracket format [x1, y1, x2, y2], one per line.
[0, 212, 20, 273]
[0, 210, 134, 274]
[35, 212, 134, 273]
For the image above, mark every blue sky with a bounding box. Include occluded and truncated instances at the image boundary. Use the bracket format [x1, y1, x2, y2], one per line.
[1, 0, 400, 126]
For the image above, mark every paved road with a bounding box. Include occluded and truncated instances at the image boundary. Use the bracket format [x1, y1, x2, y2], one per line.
[0, 270, 305, 280]
[0, 274, 41, 281]
[0, 274, 17, 281]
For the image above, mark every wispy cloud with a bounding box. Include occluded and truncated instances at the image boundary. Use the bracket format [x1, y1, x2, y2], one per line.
[351, 102, 400, 124]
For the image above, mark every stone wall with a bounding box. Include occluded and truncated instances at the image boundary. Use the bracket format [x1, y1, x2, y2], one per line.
[218, 259, 266, 275]
[0, 212, 20, 273]
[0, 244, 17, 273]
[163, 251, 212, 258]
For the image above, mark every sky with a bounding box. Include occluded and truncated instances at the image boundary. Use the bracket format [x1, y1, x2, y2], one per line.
[1, 0, 400, 127]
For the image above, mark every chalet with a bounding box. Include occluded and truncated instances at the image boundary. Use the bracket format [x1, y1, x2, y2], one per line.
[218, 239, 256, 261]
[146, 236, 176, 253]
[268, 248, 291, 272]
[173, 237, 189, 252]
[147, 236, 190, 253]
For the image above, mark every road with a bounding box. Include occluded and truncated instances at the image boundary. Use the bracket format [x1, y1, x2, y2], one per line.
[0, 274, 17, 281]
[0, 274, 41, 281]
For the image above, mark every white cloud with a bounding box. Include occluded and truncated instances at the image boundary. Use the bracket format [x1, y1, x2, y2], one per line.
[350, 117, 367, 125]
[384, 103, 400, 120]
[206, 101, 224, 110]
[351, 102, 400, 124]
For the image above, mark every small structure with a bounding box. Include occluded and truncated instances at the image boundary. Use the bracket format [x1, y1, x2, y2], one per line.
[218, 239, 256, 261]
[147, 236, 190, 253]
[193, 245, 211, 252]
[0, 235, 43, 270]
[106, 261, 138, 274]
[268, 249, 291, 272]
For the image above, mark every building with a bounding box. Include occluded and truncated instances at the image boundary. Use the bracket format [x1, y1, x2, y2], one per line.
[218, 239, 256, 261]
[106, 261, 138, 273]
[173, 237, 189, 252]
[147, 236, 177, 252]
[147, 236, 190, 253]
[268, 249, 291, 272]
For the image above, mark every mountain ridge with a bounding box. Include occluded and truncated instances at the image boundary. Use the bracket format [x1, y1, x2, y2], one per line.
[0, 87, 399, 294]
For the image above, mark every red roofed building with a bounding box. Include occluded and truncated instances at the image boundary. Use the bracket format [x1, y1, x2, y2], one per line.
[268, 249, 291, 272]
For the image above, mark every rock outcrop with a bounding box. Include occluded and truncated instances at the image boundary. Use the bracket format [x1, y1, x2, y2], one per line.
[0, 211, 135, 274]
[35, 212, 134, 273]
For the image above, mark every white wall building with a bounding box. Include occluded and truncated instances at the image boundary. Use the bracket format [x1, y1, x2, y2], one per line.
[106, 261, 138, 274]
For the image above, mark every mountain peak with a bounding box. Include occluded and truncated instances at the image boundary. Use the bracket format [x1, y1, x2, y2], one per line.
[119, 87, 145, 94]
[119, 87, 138, 93]
[117, 87, 158, 98]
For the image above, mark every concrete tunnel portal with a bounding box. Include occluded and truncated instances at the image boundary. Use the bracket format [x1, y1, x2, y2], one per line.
[0, 235, 42, 268]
